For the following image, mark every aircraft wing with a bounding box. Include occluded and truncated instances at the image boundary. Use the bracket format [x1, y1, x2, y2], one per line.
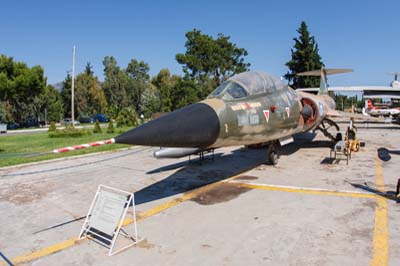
[296, 87, 319, 92]
[329, 86, 400, 99]
[328, 86, 394, 91]
[297, 86, 400, 98]
[326, 109, 383, 121]
[297, 86, 394, 92]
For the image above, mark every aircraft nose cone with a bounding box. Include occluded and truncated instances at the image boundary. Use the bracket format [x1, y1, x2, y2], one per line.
[114, 103, 220, 147]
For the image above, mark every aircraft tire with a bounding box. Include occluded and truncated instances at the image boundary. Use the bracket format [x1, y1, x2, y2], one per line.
[268, 151, 278, 165]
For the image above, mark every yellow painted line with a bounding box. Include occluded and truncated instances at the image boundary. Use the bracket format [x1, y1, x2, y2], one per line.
[230, 182, 379, 199]
[4, 174, 242, 265]
[4, 162, 391, 266]
[371, 157, 388, 266]
[10, 237, 80, 265]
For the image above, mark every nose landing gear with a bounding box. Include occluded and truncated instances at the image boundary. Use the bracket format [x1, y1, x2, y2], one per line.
[266, 141, 279, 165]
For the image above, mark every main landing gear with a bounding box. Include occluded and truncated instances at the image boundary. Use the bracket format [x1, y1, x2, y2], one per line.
[317, 118, 341, 143]
[246, 141, 280, 165]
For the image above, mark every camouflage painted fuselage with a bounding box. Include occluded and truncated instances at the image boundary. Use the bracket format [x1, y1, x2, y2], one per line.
[203, 87, 335, 148]
[114, 71, 337, 154]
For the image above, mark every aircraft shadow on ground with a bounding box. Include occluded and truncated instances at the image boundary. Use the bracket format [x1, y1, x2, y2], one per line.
[280, 132, 334, 164]
[377, 147, 400, 162]
[346, 181, 400, 203]
[279, 140, 333, 156]
[135, 148, 267, 205]
[136, 133, 336, 205]
[146, 153, 225, 174]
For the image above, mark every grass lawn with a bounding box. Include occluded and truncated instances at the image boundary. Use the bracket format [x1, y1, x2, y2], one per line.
[0, 128, 132, 167]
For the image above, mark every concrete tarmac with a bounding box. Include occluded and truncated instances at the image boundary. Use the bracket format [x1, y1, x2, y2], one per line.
[0, 123, 399, 266]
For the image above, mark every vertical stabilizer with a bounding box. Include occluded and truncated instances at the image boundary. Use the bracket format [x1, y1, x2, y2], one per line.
[319, 68, 328, 95]
[297, 68, 353, 96]
[365, 99, 373, 109]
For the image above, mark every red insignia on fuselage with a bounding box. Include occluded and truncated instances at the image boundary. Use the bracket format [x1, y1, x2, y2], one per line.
[263, 110, 270, 123]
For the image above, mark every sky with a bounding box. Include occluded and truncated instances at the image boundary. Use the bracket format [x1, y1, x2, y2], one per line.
[1, 0, 399, 87]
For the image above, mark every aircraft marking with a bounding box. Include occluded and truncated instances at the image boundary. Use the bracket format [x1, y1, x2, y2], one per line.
[318, 103, 324, 117]
[231, 102, 262, 111]
[263, 110, 270, 123]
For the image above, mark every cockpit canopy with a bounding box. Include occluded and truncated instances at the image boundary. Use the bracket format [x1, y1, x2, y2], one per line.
[209, 71, 287, 100]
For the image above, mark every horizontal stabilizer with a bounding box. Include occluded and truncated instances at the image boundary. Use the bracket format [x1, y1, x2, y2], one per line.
[297, 68, 353, 76]
[388, 72, 400, 76]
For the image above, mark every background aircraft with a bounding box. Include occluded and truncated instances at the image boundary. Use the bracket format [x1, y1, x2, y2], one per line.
[113, 68, 371, 165]
[362, 99, 400, 117]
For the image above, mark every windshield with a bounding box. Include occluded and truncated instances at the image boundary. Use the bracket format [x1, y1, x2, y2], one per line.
[210, 81, 248, 99]
[229, 71, 286, 95]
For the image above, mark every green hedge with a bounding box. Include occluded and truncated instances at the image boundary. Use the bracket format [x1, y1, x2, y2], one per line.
[48, 126, 92, 138]
[48, 122, 56, 132]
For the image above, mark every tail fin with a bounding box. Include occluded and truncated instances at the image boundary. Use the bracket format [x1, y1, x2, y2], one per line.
[365, 99, 373, 109]
[297, 68, 353, 96]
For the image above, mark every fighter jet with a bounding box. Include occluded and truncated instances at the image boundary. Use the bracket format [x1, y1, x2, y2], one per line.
[114, 68, 368, 165]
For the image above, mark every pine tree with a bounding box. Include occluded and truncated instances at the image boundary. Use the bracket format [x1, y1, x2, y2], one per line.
[93, 119, 102, 134]
[106, 120, 114, 133]
[48, 121, 56, 132]
[285, 21, 324, 89]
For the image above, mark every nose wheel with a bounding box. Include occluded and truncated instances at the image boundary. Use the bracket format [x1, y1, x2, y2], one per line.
[266, 142, 279, 165]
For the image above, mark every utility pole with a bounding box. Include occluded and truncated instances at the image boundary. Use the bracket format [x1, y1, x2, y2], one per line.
[342, 97, 344, 111]
[71, 45, 76, 125]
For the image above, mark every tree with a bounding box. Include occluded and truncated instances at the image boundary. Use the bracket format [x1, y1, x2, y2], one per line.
[116, 107, 138, 127]
[140, 85, 161, 118]
[106, 120, 114, 133]
[93, 120, 102, 133]
[84, 62, 94, 76]
[43, 85, 64, 122]
[60, 73, 75, 118]
[75, 63, 106, 117]
[285, 21, 324, 88]
[0, 102, 6, 122]
[176, 29, 250, 96]
[125, 59, 151, 114]
[151, 69, 172, 112]
[102, 56, 128, 110]
[0, 101, 12, 122]
[0, 54, 46, 123]
[169, 77, 198, 110]
[48, 121, 56, 132]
